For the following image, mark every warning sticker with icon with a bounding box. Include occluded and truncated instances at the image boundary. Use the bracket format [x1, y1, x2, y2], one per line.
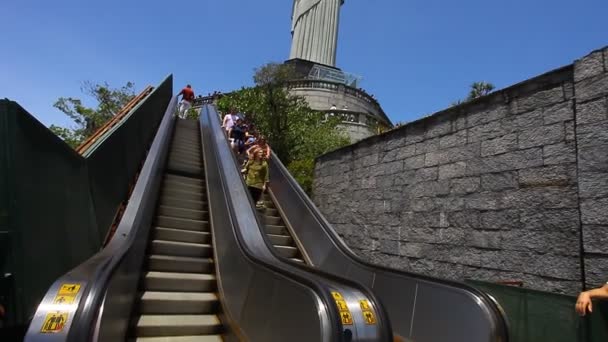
[41, 312, 68, 333]
[340, 311, 354, 325]
[362, 310, 376, 325]
[58, 284, 81, 296]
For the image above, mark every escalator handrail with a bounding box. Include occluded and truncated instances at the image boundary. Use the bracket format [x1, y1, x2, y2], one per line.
[24, 95, 179, 342]
[268, 148, 511, 341]
[202, 105, 394, 341]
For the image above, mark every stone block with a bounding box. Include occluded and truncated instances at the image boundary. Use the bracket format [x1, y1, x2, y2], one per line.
[467, 105, 509, 128]
[415, 167, 438, 182]
[405, 122, 426, 144]
[515, 86, 565, 114]
[524, 255, 580, 279]
[465, 192, 500, 210]
[565, 121, 575, 141]
[579, 172, 608, 199]
[393, 170, 416, 186]
[411, 180, 451, 198]
[581, 198, 608, 225]
[394, 144, 418, 160]
[500, 187, 579, 209]
[467, 120, 513, 143]
[519, 208, 580, 231]
[576, 121, 608, 149]
[468, 148, 544, 175]
[518, 164, 576, 187]
[502, 230, 579, 256]
[511, 108, 544, 130]
[480, 210, 520, 230]
[404, 154, 426, 170]
[563, 82, 575, 100]
[585, 256, 608, 289]
[576, 73, 608, 102]
[574, 50, 605, 82]
[379, 239, 400, 256]
[399, 242, 427, 258]
[481, 133, 518, 157]
[481, 171, 519, 191]
[448, 210, 481, 228]
[543, 101, 573, 124]
[439, 130, 467, 149]
[543, 142, 576, 165]
[450, 177, 480, 195]
[582, 225, 608, 254]
[424, 151, 441, 167]
[466, 230, 503, 249]
[410, 197, 437, 212]
[518, 122, 565, 149]
[439, 161, 467, 180]
[576, 98, 607, 125]
[414, 138, 439, 155]
[425, 118, 452, 138]
[578, 145, 608, 173]
[384, 137, 408, 151]
[455, 115, 467, 131]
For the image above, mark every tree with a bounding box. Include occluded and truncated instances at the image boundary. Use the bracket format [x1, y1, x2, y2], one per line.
[49, 81, 136, 148]
[217, 62, 350, 193]
[467, 81, 495, 100]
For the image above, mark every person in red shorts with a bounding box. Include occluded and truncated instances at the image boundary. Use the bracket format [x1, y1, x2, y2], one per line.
[178, 84, 195, 119]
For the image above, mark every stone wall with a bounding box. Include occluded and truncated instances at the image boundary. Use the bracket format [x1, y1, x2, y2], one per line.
[313, 46, 608, 294]
[574, 48, 608, 288]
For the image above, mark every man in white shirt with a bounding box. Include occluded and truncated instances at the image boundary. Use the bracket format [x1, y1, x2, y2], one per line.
[222, 109, 238, 136]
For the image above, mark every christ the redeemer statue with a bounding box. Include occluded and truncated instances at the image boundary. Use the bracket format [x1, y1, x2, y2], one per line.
[290, 0, 344, 67]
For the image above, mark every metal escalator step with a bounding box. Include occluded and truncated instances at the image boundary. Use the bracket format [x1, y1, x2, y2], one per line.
[169, 157, 202, 166]
[164, 179, 205, 191]
[162, 189, 203, 202]
[260, 207, 278, 216]
[164, 174, 204, 186]
[154, 227, 210, 244]
[262, 215, 282, 226]
[162, 185, 204, 198]
[263, 201, 275, 209]
[160, 197, 206, 211]
[267, 234, 293, 246]
[156, 216, 209, 231]
[274, 245, 298, 258]
[144, 272, 216, 292]
[139, 291, 218, 314]
[159, 206, 208, 221]
[264, 225, 287, 236]
[133, 335, 223, 342]
[167, 162, 203, 174]
[169, 154, 201, 164]
[151, 240, 212, 258]
[170, 145, 200, 155]
[148, 255, 214, 274]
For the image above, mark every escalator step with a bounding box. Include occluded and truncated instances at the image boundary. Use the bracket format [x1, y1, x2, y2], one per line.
[154, 227, 210, 244]
[267, 234, 293, 246]
[265, 225, 288, 236]
[151, 240, 212, 258]
[164, 174, 204, 185]
[132, 335, 223, 342]
[148, 255, 214, 274]
[261, 215, 282, 226]
[139, 291, 218, 314]
[274, 245, 299, 258]
[259, 208, 278, 216]
[162, 189, 204, 202]
[159, 206, 208, 221]
[135, 314, 221, 336]
[144, 272, 216, 292]
[155, 216, 209, 231]
[164, 179, 205, 192]
[160, 196, 207, 211]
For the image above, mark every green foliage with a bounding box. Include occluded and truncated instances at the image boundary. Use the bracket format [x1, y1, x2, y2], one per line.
[467, 81, 495, 100]
[185, 107, 199, 120]
[218, 62, 350, 193]
[287, 158, 316, 194]
[50, 81, 136, 148]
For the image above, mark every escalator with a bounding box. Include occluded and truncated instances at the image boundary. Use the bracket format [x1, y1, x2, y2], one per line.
[217, 100, 511, 341]
[24, 97, 393, 342]
[131, 119, 222, 340]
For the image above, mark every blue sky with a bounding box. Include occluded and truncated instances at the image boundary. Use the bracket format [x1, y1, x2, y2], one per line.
[1, 0, 607, 128]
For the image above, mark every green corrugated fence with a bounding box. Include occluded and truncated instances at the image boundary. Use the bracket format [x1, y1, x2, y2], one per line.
[466, 280, 608, 342]
[0, 75, 172, 329]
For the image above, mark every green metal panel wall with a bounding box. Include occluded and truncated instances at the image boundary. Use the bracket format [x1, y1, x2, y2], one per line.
[0, 74, 172, 327]
[467, 280, 608, 342]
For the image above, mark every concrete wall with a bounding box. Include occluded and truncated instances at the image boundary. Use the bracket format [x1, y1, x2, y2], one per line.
[312, 46, 608, 294]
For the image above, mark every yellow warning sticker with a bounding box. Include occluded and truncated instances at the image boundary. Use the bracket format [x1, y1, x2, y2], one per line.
[335, 299, 349, 312]
[53, 295, 76, 305]
[362, 310, 377, 325]
[331, 291, 343, 300]
[41, 312, 68, 333]
[340, 311, 354, 325]
[359, 299, 371, 311]
[58, 284, 81, 296]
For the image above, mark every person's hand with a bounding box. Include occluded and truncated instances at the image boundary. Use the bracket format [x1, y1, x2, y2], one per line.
[576, 291, 593, 316]
[262, 183, 267, 192]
